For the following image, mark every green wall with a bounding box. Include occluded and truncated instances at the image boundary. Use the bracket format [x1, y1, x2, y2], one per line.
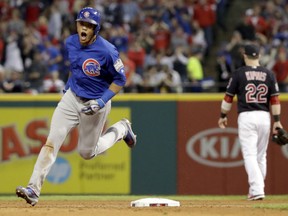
[116, 101, 177, 194]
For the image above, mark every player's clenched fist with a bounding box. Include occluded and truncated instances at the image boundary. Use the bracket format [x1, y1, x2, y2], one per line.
[81, 99, 102, 115]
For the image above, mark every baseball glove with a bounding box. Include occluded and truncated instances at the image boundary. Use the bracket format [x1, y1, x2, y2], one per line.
[272, 127, 288, 146]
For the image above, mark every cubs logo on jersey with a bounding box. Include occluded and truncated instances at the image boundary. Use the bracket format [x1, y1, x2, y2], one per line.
[82, 58, 101, 77]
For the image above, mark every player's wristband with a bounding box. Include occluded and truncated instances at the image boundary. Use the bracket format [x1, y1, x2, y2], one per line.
[96, 89, 116, 108]
[273, 115, 280, 122]
[220, 113, 227, 118]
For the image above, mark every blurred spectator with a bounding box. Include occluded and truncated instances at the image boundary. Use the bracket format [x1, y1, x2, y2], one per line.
[170, 24, 190, 50]
[2, 70, 24, 93]
[58, 26, 72, 83]
[43, 71, 65, 93]
[127, 40, 146, 76]
[225, 31, 244, 70]
[141, 0, 160, 23]
[4, 30, 24, 73]
[110, 26, 129, 53]
[136, 27, 154, 55]
[173, 45, 189, 82]
[192, 0, 216, 56]
[7, 8, 25, 35]
[120, 52, 137, 93]
[22, 0, 45, 25]
[234, 11, 256, 41]
[41, 38, 63, 75]
[272, 47, 288, 92]
[216, 0, 230, 32]
[186, 47, 204, 92]
[139, 65, 165, 93]
[56, 0, 71, 20]
[47, 2, 63, 40]
[158, 47, 175, 70]
[24, 50, 48, 94]
[160, 64, 182, 93]
[149, 19, 171, 53]
[215, 51, 232, 92]
[103, 0, 124, 26]
[37, 15, 49, 39]
[161, 0, 192, 35]
[246, 5, 268, 38]
[261, 0, 280, 39]
[19, 27, 37, 70]
[191, 20, 207, 53]
[0, 0, 11, 21]
[122, 0, 141, 27]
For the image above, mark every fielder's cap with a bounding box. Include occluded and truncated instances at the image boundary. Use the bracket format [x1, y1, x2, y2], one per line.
[244, 44, 260, 58]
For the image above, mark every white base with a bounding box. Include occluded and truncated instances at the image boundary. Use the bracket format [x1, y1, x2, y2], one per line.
[131, 198, 180, 207]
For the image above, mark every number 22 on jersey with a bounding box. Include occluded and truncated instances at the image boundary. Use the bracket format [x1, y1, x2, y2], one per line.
[245, 83, 268, 103]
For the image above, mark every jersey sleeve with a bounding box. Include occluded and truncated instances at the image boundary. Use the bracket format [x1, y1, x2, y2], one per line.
[107, 47, 126, 87]
[225, 70, 238, 96]
[269, 70, 280, 96]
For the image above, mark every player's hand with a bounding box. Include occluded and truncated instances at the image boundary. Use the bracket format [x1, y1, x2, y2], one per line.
[81, 100, 101, 115]
[273, 121, 283, 134]
[218, 117, 228, 129]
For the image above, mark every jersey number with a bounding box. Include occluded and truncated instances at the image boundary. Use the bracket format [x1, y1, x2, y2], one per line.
[245, 83, 268, 103]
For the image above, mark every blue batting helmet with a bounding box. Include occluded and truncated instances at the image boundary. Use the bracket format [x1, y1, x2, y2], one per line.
[76, 7, 101, 35]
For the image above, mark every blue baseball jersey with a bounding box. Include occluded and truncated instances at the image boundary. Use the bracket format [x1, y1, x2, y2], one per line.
[65, 34, 126, 99]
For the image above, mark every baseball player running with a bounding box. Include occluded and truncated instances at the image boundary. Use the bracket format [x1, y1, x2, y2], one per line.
[218, 44, 283, 201]
[16, 7, 136, 206]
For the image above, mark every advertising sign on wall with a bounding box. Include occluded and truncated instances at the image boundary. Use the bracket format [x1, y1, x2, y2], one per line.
[0, 107, 131, 194]
[177, 101, 288, 195]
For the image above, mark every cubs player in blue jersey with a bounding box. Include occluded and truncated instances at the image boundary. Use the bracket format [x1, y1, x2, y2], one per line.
[218, 44, 283, 201]
[16, 7, 136, 206]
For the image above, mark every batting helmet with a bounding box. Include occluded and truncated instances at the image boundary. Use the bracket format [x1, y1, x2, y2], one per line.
[76, 7, 101, 35]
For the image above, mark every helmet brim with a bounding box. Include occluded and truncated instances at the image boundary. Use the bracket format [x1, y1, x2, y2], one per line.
[76, 18, 98, 26]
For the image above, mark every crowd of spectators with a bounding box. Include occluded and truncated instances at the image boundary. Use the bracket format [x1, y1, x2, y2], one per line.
[0, 0, 288, 94]
[216, 0, 288, 92]
[0, 0, 230, 94]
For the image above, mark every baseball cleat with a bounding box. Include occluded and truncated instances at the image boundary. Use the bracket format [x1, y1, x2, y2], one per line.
[16, 186, 39, 206]
[247, 194, 265, 201]
[121, 118, 137, 148]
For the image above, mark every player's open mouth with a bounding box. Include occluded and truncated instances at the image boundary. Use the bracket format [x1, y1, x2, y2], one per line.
[80, 32, 87, 40]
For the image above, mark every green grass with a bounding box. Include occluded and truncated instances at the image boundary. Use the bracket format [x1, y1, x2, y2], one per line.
[254, 203, 288, 210]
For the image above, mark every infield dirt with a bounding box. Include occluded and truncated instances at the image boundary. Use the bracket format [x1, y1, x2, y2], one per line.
[1, 199, 287, 216]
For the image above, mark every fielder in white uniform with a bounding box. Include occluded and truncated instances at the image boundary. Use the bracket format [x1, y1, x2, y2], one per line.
[218, 44, 283, 201]
[16, 7, 137, 206]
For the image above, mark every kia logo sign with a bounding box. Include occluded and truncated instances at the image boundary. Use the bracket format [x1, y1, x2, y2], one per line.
[186, 128, 244, 168]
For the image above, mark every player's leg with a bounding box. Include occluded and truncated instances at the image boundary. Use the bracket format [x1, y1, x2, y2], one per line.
[77, 101, 136, 158]
[97, 118, 136, 153]
[238, 112, 264, 199]
[77, 101, 111, 159]
[256, 112, 270, 179]
[16, 89, 79, 205]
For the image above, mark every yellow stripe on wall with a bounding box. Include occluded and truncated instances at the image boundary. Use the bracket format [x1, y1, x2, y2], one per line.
[1, 93, 288, 101]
